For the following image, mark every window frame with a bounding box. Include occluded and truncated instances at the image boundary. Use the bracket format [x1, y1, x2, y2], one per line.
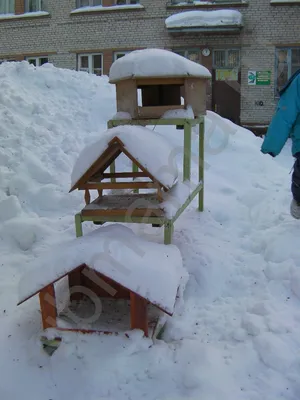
[173, 48, 203, 64]
[115, 0, 140, 4]
[213, 48, 240, 69]
[78, 53, 103, 76]
[0, 0, 15, 14]
[275, 47, 300, 97]
[24, 0, 44, 12]
[26, 56, 49, 66]
[77, 0, 102, 7]
[113, 51, 131, 61]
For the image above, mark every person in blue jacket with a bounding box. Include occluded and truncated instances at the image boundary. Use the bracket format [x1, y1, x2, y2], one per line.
[261, 69, 300, 219]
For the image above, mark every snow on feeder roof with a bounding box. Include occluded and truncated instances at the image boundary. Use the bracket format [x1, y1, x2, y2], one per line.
[109, 48, 211, 83]
[70, 125, 179, 191]
[18, 224, 186, 315]
[165, 10, 243, 31]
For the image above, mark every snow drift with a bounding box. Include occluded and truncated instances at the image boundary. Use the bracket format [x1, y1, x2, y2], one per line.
[1, 61, 300, 400]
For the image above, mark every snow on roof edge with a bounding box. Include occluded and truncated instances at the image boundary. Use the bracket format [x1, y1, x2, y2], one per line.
[165, 10, 243, 29]
[109, 49, 211, 83]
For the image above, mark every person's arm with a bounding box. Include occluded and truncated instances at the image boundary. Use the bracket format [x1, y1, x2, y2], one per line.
[261, 76, 300, 157]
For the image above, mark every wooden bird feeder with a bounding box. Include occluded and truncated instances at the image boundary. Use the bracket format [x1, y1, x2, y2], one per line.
[18, 263, 173, 338]
[110, 76, 208, 120]
[69, 135, 175, 220]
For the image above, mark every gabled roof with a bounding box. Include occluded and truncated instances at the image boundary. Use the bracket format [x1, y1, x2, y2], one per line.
[18, 225, 187, 315]
[70, 125, 178, 191]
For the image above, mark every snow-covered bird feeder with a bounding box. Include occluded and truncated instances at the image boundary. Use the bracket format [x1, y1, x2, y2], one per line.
[17, 225, 187, 343]
[109, 48, 211, 119]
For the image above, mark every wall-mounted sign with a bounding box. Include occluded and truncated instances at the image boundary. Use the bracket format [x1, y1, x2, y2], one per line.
[248, 70, 271, 86]
[216, 69, 239, 81]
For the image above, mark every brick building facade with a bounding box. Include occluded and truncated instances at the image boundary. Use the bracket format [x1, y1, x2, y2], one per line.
[0, 0, 300, 131]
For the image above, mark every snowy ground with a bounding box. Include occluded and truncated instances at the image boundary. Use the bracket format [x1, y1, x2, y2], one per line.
[1, 61, 300, 400]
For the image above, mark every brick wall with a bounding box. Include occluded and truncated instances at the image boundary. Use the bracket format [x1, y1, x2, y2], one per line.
[0, 0, 300, 124]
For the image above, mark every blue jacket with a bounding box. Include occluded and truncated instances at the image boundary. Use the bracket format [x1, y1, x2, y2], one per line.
[261, 69, 300, 157]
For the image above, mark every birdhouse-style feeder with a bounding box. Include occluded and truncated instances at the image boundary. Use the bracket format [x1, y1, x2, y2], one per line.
[109, 48, 211, 119]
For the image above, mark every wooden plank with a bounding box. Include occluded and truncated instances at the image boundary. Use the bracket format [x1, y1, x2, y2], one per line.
[69, 265, 85, 302]
[80, 182, 158, 190]
[70, 142, 121, 192]
[81, 207, 164, 218]
[84, 189, 91, 205]
[102, 172, 147, 179]
[39, 284, 57, 330]
[138, 105, 184, 119]
[120, 146, 168, 191]
[184, 79, 206, 117]
[136, 77, 185, 86]
[130, 292, 149, 337]
[116, 79, 138, 118]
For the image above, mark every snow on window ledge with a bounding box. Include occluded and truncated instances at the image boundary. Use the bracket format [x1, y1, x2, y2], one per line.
[167, 1, 248, 8]
[0, 11, 49, 20]
[270, 0, 300, 3]
[71, 4, 145, 14]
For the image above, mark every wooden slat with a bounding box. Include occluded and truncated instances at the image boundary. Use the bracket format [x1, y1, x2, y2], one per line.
[130, 292, 149, 337]
[102, 172, 147, 178]
[80, 182, 158, 190]
[136, 78, 184, 86]
[84, 189, 91, 205]
[81, 207, 164, 218]
[69, 142, 121, 192]
[39, 284, 57, 330]
[68, 265, 85, 301]
[138, 105, 184, 119]
[120, 146, 168, 191]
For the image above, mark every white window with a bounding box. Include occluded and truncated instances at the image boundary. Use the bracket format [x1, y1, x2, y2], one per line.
[26, 56, 49, 66]
[77, 0, 102, 7]
[78, 54, 103, 76]
[25, 0, 45, 12]
[116, 0, 139, 4]
[114, 51, 130, 61]
[276, 47, 300, 96]
[0, 0, 15, 14]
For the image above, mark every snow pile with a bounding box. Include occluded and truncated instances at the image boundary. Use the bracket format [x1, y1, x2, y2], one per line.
[19, 224, 186, 314]
[1, 61, 300, 400]
[165, 10, 243, 29]
[71, 125, 179, 189]
[109, 48, 211, 82]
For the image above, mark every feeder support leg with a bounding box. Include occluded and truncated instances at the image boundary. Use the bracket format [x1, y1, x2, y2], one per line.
[199, 119, 205, 211]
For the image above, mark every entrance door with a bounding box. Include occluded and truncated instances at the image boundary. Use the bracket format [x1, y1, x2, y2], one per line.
[212, 49, 241, 125]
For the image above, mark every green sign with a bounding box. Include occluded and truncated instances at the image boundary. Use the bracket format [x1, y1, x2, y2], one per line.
[248, 70, 271, 86]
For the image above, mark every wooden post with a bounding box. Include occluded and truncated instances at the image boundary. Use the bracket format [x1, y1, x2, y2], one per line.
[164, 221, 174, 245]
[75, 213, 83, 237]
[39, 284, 57, 330]
[84, 189, 91, 205]
[199, 119, 205, 211]
[183, 121, 192, 181]
[130, 292, 148, 337]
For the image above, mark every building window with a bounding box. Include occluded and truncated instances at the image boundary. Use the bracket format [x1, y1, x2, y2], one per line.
[276, 47, 300, 96]
[78, 54, 103, 76]
[173, 49, 202, 64]
[0, 0, 15, 14]
[25, 0, 45, 12]
[116, 0, 139, 4]
[26, 56, 49, 66]
[213, 49, 240, 69]
[77, 0, 102, 7]
[114, 51, 131, 61]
